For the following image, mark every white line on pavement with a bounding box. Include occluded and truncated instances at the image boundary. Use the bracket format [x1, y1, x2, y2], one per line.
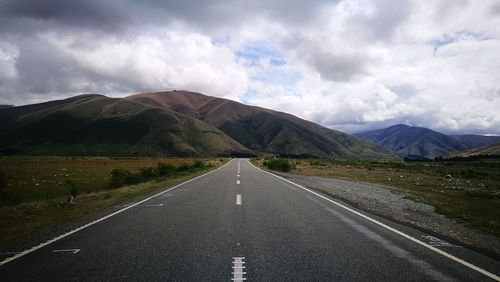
[237, 180, 240, 184]
[144, 203, 164, 207]
[236, 194, 242, 206]
[248, 160, 500, 281]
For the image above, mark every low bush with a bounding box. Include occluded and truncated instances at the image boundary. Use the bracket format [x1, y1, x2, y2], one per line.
[157, 163, 176, 176]
[110, 160, 209, 189]
[109, 169, 143, 188]
[65, 180, 79, 198]
[177, 163, 191, 171]
[192, 160, 205, 169]
[139, 167, 157, 178]
[264, 158, 291, 172]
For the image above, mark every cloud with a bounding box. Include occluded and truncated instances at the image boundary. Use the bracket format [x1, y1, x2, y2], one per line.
[0, 0, 499, 135]
[0, 30, 248, 104]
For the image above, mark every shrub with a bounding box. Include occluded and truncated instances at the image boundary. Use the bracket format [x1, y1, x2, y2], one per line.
[139, 167, 157, 179]
[310, 160, 321, 166]
[65, 180, 79, 197]
[265, 158, 291, 172]
[109, 168, 143, 188]
[192, 160, 205, 169]
[157, 163, 176, 176]
[0, 171, 6, 188]
[0, 171, 8, 200]
[177, 163, 191, 171]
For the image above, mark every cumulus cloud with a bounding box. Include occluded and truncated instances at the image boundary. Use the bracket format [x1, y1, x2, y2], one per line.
[0, 0, 499, 135]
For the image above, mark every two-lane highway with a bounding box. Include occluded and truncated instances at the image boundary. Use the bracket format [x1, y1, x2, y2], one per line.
[1, 159, 499, 281]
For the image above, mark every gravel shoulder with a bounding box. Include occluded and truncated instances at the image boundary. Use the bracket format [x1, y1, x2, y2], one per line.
[275, 171, 500, 257]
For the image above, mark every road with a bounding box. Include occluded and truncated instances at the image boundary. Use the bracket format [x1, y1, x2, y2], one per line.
[1, 159, 499, 281]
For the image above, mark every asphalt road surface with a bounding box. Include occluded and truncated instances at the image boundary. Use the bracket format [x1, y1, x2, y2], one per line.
[1, 159, 499, 281]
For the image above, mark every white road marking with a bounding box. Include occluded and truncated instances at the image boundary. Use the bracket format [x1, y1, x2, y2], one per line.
[232, 257, 246, 281]
[144, 203, 164, 207]
[52, 249, 80, 254]
[237, 180, 240, 184]
[237, 159, 241, 174]
[249, 160, 500, 282]
[0, 160, 234, 266]
[237, 174, 240, 177]
[421, 235, 460, 248]
[236, 194, 242, 205]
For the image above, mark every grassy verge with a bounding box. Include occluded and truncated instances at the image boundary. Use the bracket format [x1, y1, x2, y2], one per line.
[0, 157, 227, 248]
[253, 157, 500, 237]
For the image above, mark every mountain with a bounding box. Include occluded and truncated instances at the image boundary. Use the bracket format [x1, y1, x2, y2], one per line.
[126, 91, 395, 159]
[451, 134, 500, 149]
[355, 124, 500, 159]
[0, 94, 250, 156]
[450, 141, 500, 158]
[355, 124, 467, 159]
[0, 104, 14, 110]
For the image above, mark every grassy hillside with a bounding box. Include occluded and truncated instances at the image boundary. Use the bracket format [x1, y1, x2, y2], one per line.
[127, 91, 396, 160]
[451, 142, 500, 157]
[0, 95, 250, 157]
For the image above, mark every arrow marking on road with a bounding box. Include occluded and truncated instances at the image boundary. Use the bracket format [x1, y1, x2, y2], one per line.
[144, 203, 164, 207]
[53, 249, 80, 254]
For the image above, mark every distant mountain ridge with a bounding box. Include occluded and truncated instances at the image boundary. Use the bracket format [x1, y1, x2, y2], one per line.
[0, 94, 250, 156]
[355, 124, 500, 159]
[127, 91, 395, 159]
[0, 91, 395, 159]
[450, 141, 500, 158]
[0, 104, 14, 110]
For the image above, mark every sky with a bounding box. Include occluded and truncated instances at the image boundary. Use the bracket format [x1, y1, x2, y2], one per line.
[0, 0, 499, 135]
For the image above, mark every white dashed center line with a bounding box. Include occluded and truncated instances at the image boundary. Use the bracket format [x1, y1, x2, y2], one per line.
[232, 257, 246, 281]
[236, 180, 240, 184]
[236, 194, 242, 206]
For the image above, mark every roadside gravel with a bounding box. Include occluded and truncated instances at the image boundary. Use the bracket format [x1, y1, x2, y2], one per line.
[275, 172, 500, 257]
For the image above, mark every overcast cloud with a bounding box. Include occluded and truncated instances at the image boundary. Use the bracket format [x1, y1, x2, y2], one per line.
[0, 0, 499, 134]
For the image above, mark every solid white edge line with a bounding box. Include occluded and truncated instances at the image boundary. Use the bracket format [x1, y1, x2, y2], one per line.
[0, 159, 234, 267]
[248, 160, 500, 281]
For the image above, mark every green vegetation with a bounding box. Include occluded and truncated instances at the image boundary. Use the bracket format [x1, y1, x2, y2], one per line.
[0, 157, 224, 248]
[254, 157, 500, 237]
[109, 161, 209, 189]
[263, 158, 292, 172]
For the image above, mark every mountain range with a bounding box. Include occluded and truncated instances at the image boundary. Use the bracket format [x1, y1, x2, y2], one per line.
[450, 142, 500, 158]
[355, 124, 500, 159]
[0, 91, 394, 159]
